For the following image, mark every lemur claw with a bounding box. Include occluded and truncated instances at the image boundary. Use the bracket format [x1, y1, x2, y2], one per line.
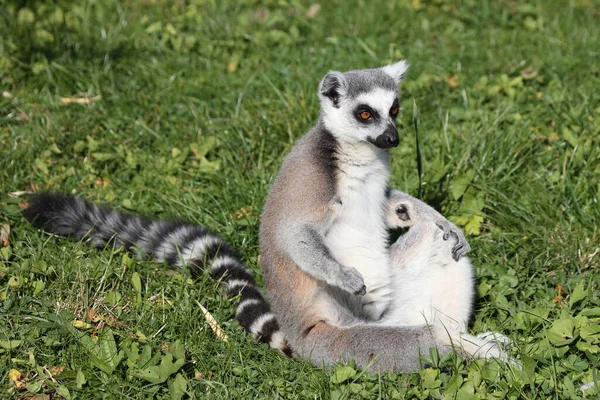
[435, 219, 471, 261]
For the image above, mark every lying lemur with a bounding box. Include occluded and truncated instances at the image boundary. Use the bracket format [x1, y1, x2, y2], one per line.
[382, 189, 509, 361]
[25, 60, 510, 372]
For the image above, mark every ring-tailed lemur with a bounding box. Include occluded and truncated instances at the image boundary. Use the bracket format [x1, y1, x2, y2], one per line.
[260, 61, 509, 371]
[382, 189, 509, 361]
[24, 193, 291, 355]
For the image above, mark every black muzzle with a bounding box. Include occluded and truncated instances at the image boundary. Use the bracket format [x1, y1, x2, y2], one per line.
[368, 125, 399, 149]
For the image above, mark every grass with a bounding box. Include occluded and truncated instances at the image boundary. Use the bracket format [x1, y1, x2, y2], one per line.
[1, 0, 599, 398]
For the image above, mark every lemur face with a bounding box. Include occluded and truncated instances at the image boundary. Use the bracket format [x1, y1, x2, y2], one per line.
[318, 61, 408, 149]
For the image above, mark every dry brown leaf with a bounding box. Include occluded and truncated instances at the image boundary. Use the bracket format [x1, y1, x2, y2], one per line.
[9, 369, 26, 389]
[88, 308, 101, 322]
[8, 191, 33, 198]
[447, 76, 459, 89]
[196, 301, 228, 342]
[19, 394, 51, 400]
[49, 365, 65, 376]
[521, 66, 538, 80]
[19, 199, 29, 209]
[26, 183, 39, 192]
[60, 95, 101, 105]
[307, 4, 321, 18]
[1, 223, 10, 247]
[552, 282, 564, 305]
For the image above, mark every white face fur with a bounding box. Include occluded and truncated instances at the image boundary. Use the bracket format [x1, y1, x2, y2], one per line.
[318, 61, 409, 149]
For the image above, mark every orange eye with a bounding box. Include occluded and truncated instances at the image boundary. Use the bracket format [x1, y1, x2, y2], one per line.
[360, 111, 371, 120]
[391, 107, 399, 116]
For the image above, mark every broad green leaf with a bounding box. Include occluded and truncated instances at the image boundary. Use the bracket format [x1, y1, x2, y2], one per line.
[451, 170, 476, 200]
[131, 272, 142, 293]
[26, 379, 43, 393]
[445, 375, 463, 394]
[547, 318, 576, 347]
[581, 308, 600, 316]
[97, 328, 124, 373]
[464, 214, 484, 235]
[0, 340, 23, 349]
[576, 341, 599, 353]
[580, 325, 600, 342]
[56, 385, 71, 399]
[569, 281, 588, 307]
[561, 126, 578, 147]
[168, 373, 187, 400]
[104, 291, 122, 306]
[330, 365, 356, 384]
[420, 368, 441, 389]
[76, 369, 86, 389]
[133, 353, 185, 384]
[456, 384, 476, 400]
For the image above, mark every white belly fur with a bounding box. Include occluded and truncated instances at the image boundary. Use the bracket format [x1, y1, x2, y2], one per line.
[324, 152, 393, 318]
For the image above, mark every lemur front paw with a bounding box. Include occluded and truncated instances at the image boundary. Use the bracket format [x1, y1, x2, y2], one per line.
[435, 219, 471, 261]
[337, 266, 367, 296]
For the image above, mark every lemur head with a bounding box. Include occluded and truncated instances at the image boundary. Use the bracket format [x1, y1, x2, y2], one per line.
[318, 60, 408, 149]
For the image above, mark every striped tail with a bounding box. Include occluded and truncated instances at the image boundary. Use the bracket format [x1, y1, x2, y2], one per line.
[24, 192, 291, 356]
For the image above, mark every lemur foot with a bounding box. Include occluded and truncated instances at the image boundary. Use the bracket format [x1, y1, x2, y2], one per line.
[477, 331, 512, 345]
[435, 219, 471, 261]
[337, 266, 367, 296]
[476, 331, 522, 368]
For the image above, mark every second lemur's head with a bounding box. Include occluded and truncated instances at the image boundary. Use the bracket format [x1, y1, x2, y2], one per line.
[318, 60, 408, 150]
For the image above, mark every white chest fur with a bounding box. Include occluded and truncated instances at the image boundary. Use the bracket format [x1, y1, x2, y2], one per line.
[323, 144, 393, 317]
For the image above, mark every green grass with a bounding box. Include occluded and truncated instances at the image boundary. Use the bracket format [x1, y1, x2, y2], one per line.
[1, 0, 599, 398]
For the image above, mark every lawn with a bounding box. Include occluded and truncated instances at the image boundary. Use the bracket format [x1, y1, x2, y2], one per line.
[1, 0, 599, 398]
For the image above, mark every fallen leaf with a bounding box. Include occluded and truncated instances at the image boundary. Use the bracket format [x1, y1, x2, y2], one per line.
[521, 66, 538, 79]
[8, 191, 33, 197]
[95, 177, 110, 187]
[49, 365, 66, 376]
[19, 199, 29, 209]
[20, 394, 50, 400]
[195, 301, 228, 342]
[447, 75, 459, 89]
[0, 222, 10, 247]
[307, 4, 321, 18]
[88, 308, 101, 322]
[9, 369, 26, 388]
[227, 61, 237, 73]
[25, 183, 39, 192]
[552, 283, 564, 305]
[60, 94, 101, 104]
[1, 223, 9, 247]
[71, 319, 93, 329]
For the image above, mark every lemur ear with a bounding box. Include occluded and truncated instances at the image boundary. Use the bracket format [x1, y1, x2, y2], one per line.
[382, 60, 409, 85]
[318, 71, 347, 108]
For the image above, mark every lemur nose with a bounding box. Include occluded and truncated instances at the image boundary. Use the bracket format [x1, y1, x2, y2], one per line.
[385, 135, 398, 146]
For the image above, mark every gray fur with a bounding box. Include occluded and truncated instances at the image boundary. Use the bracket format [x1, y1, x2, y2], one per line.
[343, 68, 399, 98]
[283, 224, 366, 296]
[260, 61, 458, 371]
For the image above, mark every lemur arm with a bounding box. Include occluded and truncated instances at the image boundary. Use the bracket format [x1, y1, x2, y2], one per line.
[385, 187, 471, 260]
[279, 224, 367, 295]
